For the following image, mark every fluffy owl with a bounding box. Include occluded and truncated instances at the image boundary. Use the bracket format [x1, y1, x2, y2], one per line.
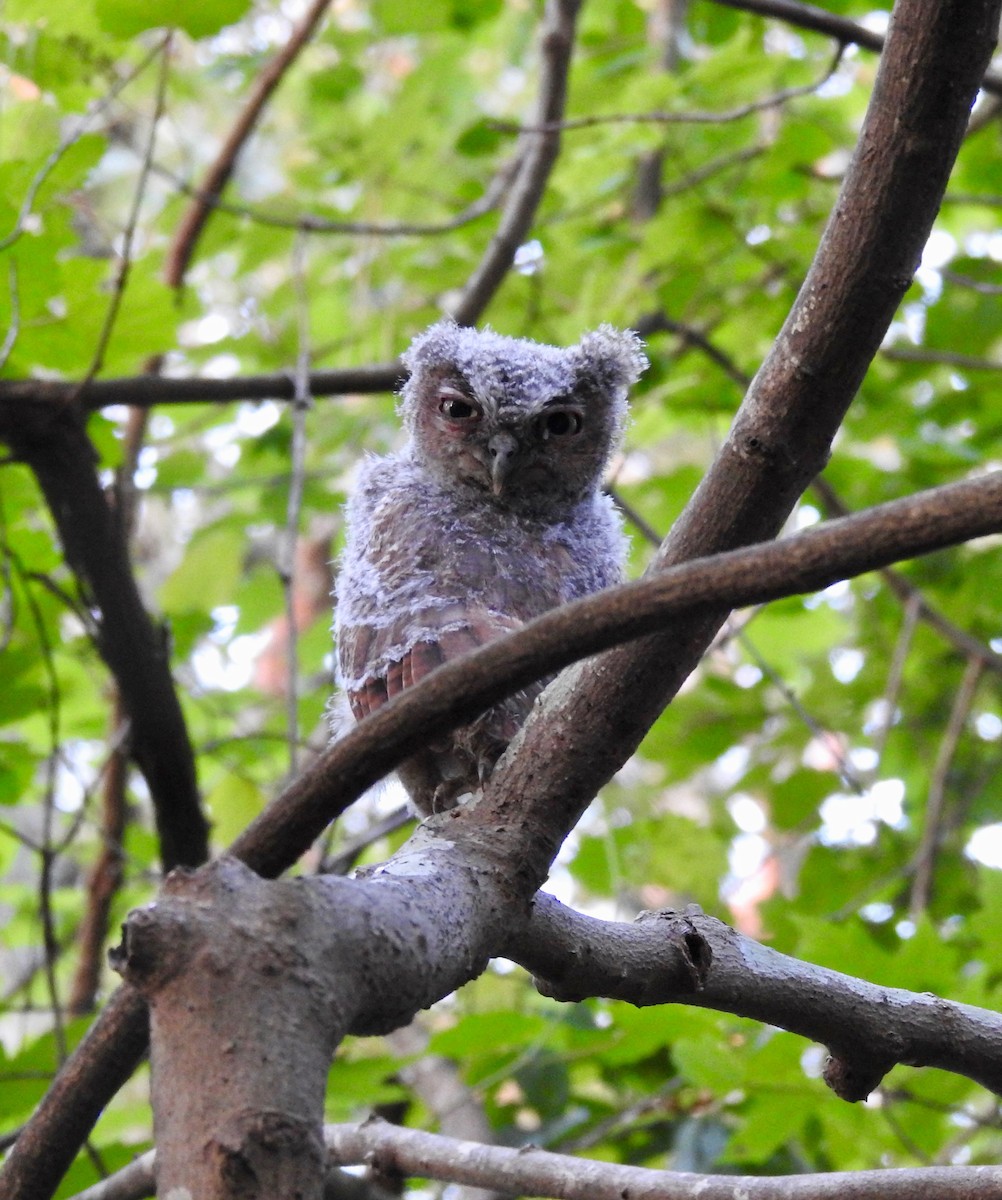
[334, 320, 647, 815]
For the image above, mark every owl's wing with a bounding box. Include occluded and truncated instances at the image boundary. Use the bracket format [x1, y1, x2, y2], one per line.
[340, 605, 523, 721]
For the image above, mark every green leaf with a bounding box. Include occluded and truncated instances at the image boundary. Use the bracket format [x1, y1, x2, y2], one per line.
[95, 0, 251, 37]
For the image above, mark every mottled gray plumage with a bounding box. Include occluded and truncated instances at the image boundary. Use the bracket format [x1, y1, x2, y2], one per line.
[334, 320, 647, 814]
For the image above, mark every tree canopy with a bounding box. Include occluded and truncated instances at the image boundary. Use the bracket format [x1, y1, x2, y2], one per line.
[3, 0, 1002, 1197]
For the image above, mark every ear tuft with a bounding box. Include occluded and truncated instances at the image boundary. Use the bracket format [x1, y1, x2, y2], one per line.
[401, 319, 462, 374]
[574, 326, 648, 392]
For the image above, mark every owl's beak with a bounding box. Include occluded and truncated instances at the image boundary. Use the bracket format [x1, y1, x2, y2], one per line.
[488, 431, 519, 495]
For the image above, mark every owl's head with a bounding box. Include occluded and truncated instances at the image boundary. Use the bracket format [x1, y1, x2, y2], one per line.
[399, 321, 647, 513]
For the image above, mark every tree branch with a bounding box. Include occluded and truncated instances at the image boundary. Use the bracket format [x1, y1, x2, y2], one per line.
[450, 0, 581, 325]
[327, 1119, 1002, 1200]
[0, 402, 208, 871]
[233, 472, 1002, 877]
[510, 894, 1002, 1100]
[63, 1117, 1002, 1200]
[466, 0, 1002, 883]
[711, 0, 1002, 99]
[0, 364, 403, 412]
[163, 0, 332, 288]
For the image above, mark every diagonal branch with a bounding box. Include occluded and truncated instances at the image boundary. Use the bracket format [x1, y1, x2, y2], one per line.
[450, 0, 582, 326]
[235, 471, 1002, 877]
[164, 0, 332, 288]
[466, 0, 1002, 886]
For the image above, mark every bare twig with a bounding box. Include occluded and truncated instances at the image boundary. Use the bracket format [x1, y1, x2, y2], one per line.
[0, 258, 20, 371]
[451, 0, 582, 325]
[710, 0, 1002, 99]
[499, 44, 845, 133]
[872, 591, 921, 770]
[148, 152, 518, 237]
[881, 346, 1002, 370]
[281, 233, 314, 776]
[0, 39, 170, 254]
[83, 38, 172, 383]
[909, 654, 985, 918]
[164, 0, 332, 288]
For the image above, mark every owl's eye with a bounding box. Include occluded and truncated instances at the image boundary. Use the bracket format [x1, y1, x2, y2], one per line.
[437, 389, 481, 422]
[538, 409, 583, 439]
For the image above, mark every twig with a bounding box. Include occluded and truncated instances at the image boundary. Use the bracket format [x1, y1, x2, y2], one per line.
[881, 346, 1002, 370]
[909, 654, 984, 918]
[710, 0, 1002, 99]
[281, 233, 314, 776]
[0, 257, 20, 371]
[634, 309, 752, 386]
[164, 0, 333, 288]
[499, 44, 846, 133]
[872, 591, 920, 770]
[0, 39, 169, 254]
[451, 0, 583, 325]
[82, 36, 172, 384]
[941, 268, 1002, 296]
[147, 152, 517, 237]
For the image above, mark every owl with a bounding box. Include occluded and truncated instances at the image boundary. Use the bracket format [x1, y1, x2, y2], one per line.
[334, 320, 647, 815]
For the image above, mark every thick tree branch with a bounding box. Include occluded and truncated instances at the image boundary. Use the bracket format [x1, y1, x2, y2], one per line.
[510, 895, 1002, 1100]
[0, 403, 208, 872]
[464, 0, 1001, 881]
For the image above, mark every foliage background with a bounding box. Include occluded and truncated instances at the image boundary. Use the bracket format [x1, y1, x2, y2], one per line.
[2, 0, 1002, 1193]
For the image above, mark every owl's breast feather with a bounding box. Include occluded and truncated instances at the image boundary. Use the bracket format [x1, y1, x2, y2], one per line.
[335, 451, 626, 687]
